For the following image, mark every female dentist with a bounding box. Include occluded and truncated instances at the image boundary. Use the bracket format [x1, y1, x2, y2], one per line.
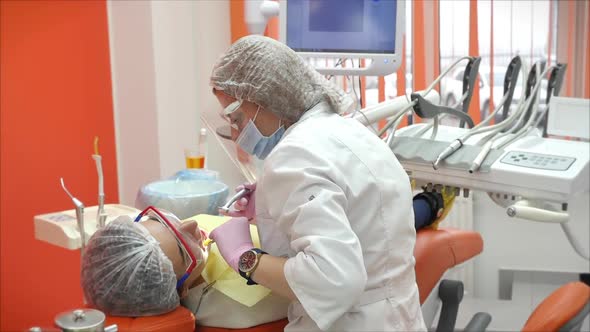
[209, 35, 426, 332]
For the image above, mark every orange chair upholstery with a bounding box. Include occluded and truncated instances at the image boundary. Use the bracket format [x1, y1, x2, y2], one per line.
[195, 319, 288, 332]
[522, 281, 590, 332]
[414, 227, 484, 304]
[102, 306, 196, 332]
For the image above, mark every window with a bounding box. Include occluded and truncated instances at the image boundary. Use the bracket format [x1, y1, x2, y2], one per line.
[439, 0, 556, 122]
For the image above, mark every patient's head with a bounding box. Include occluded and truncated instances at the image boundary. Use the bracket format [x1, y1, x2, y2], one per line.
[81, 213, 207, 316]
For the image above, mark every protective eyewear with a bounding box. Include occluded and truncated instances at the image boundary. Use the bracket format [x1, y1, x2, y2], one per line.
[134, 206, 197, 289]
[220, 100, 245, 129]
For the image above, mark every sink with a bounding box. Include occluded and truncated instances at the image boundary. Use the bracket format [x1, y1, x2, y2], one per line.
[136, 179, 229, 219]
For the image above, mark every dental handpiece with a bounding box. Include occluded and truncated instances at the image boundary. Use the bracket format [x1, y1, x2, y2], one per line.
[218, 187, 252, 214]
[60, 178, 86, 252]
[205, 187, 253, 247]
[96, 193, 106, 228]
[433, 139, 463, 170]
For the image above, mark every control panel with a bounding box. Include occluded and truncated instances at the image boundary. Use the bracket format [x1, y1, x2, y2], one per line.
[500, 151, 576, 171]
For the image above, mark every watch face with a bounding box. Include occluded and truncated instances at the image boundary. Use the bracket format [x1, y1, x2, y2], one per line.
[238, 250, 257, 273]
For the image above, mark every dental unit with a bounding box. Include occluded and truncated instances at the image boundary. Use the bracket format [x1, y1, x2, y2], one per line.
[353, 56, 589, 263]
[432, 56, 524, 170]
[36, 140, 139, 250]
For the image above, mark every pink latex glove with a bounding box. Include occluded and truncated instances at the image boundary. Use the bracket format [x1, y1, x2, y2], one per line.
[209, 217, 254, 272]
[224, 182, 257, 221]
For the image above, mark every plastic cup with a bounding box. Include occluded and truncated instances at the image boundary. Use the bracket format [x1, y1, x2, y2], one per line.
[185, 148, 205, 169]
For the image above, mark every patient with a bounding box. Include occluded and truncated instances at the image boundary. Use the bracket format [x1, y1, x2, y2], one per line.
[81, 208, 289, 328]
[81, 188, 453, 327]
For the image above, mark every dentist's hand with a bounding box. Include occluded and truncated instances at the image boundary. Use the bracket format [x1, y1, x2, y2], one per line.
[224, 183, 257, 222]
[209, 217, 254, 272]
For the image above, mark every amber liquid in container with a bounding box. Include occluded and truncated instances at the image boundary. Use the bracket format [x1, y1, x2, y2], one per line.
[185, 128, 208, 169]
[185, 155, 205, 169]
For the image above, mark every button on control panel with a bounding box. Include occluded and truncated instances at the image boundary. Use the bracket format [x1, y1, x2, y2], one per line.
[500, 151, 576, 171]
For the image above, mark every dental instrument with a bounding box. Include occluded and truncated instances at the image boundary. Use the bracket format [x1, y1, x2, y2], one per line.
[533, 63, 568, 136]
[60, 178, 86, 251]
[467, 63, 554, 172]
[426, 59, 534, 173]
[345, 89, 440, 140]
[92, 137, 107, 229]
[218, 187, 252, 214]
[409, 57, 482, 140]
[377, 56, 473, 141]
[492, 64, 555, 149]
[432, 56, 525, 170]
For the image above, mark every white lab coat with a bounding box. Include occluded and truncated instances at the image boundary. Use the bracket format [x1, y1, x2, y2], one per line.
[255, 103, 426, 331]
[181, 284, 289, 328]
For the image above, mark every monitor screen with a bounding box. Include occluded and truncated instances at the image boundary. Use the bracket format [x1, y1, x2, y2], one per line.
[286, 0, 397, 54]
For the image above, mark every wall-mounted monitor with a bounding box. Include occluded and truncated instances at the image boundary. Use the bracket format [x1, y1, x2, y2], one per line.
[279, 0, 404, 76]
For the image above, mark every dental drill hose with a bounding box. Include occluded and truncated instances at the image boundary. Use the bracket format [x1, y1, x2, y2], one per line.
[469, 141, 493, 173]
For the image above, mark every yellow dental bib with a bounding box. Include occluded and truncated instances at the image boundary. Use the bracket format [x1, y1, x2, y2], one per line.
[184, 214, 270, 307]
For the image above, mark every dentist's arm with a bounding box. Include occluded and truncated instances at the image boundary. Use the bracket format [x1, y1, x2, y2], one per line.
[251, 255, 297, 300]
[208, 217, 296, 300]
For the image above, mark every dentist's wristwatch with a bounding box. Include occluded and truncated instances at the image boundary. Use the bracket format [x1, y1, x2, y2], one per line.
[238, 248, 267, 285]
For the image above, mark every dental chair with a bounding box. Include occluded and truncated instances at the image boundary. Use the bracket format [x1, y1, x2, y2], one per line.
[102, 306, 196, 332]
[520, 281, 590, 332]
[90, 226, 482, 332]
[415, 228, 590, 332]
[91, 227, 588, 332]
[462, 281, 590, 332]
[415, 227, 484, 331]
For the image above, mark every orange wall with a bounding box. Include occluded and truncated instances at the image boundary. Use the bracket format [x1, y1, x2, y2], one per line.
[0, 1, 118, 330]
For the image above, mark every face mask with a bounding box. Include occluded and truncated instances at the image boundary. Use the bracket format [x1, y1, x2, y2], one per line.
[236, 107, 285, 160]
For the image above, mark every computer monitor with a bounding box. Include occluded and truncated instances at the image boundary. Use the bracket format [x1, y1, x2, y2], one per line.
[279, 0, 404, 76]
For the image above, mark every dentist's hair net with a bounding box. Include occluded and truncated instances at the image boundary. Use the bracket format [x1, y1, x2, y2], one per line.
[81, 216, 179, 316]
[210, 35, 353, 122]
